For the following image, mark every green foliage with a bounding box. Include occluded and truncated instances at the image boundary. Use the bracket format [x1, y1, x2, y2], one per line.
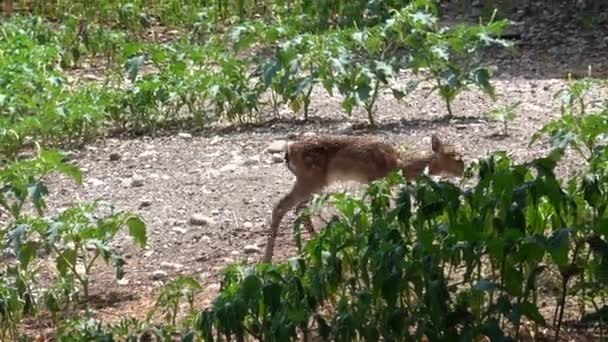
[485, 101, 520, 136]
[3, 1, 606, 339]
[0, 150, 82, 219]
[0, 150, 147, 338]
[198, 79, 608, 340]
[148, 276, 202, 326]
[388, 5, 511, 118]
[531, 77, 608, 164]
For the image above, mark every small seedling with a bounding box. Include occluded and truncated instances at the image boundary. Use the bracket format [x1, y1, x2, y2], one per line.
[485, 101, 520, 136]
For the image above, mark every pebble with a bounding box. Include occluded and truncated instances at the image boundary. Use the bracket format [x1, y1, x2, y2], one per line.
[243, 245, 263, 254]
[139, 199, 152, 208]
[200, 235, 212, 243]
[82, 74, 102, 81]
[139, 150, 157, 158]
[63, 151, 78, 161]
[131, 175, 144, 187]
[271, 153, 284, 163]
[220, 163, 238, 172]
[160, 261, 184, 270]
[172, 227, 187, 234]
[87, 178, 104, 187]
[338, 123, 354, 134]
[178, 132, 193, 139]
[242, 156, 260, 166]
[266, 140, 287, 154]
[190, 214, 215, 226]
[150, 270, 168, 280]
[109, 152, 121, 161]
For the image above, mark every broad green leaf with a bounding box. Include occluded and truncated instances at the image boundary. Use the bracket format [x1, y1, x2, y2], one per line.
[241, 274, 262, 301]
[261, 59, 281, 88]
[516, 301, 546, 325]
[126, 55, 147, 83]
[125, 215, 147, 248]
[28, 181, 48, 215]
[504, 265, 523, 296]
[548, 228, 570, 266]
[18, 241, 39, 269]
[473, 68, 495, 99]
[56, 248, 77, 276]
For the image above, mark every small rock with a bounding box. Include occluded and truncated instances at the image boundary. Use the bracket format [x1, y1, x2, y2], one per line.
[207, 169, 221, 178]
[172, 227, 187, 234]
[243, 221, 254, 229]
[161, 261, 184, 270]
[117, 278, 129, 286]
[150, 270, 168, 280]
[243, 245, 262, 254]
[231, 251, 241, 257]
[200, 235, 212, 243]
[178, 132, 193, 139]
[200, 272, 211, 280]
[220, 164, 238, 172]
[131, 175, 144, 188]
[2, 247, 15, 259]
[17, 151, 35, 160]
[271, 153, 284, 163]
[139, 150, 157, 158]
[242, 156, 260, 166]
[266, 140, 287, 154]
[87, 178, 104, 187]
[82, 74, 102, 81]
[63, 151, 78, 161]
[338, 123, 354, 134]
[144, 250, 154, 258]
[140, 199, 152, 208]
[109, 152, 121, 161]
[190, 214, 215, 226]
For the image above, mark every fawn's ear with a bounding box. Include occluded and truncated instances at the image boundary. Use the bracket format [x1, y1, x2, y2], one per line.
[431, 135, 443, 153]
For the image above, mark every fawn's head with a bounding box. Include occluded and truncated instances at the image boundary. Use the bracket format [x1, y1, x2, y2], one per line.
[427, 135, 465, 178]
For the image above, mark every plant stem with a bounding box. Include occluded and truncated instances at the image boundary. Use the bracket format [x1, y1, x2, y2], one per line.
[445, 97, 453, 120]
[366, 78, 380, 126]
[554, 275, 569, 342]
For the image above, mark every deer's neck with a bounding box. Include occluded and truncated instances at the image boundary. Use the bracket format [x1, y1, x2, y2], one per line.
[399, 155, 433, 181]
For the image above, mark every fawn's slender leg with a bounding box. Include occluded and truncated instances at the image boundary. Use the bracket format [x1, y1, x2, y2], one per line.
[263, 179, 322, 263]
[295, 197, 315, 235]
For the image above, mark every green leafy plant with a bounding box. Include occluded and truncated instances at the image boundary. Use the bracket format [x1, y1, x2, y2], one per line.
[0, 150, 82, 219]
[388, 4, 511, 119]
[147, 276, 201, 327]
[40, 202, 146, 299]
[485, 101, 520, 136]
[337, 27, 398, 126]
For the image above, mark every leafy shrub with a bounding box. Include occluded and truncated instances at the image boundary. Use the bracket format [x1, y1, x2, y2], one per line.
[0, 151, 147, 338]
[387, 3, 511, 119]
